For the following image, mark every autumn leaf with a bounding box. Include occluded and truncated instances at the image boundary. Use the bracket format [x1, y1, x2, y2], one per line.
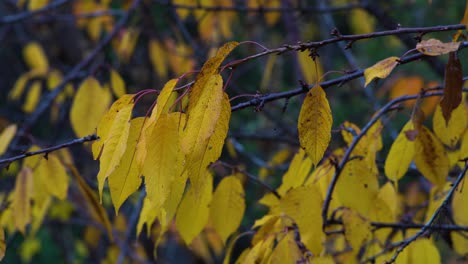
[36, 154, 69, 200]
[13, 167, 33, 234]
[432, 103, 467, 147]
[209, 176, 245, 244]
[364, 56, 399, 86]
[22, 81, 41, 113]
[440, 52, 463, 123]
[175, 171, 213, 244]
[0, 228, 4, 261]
[0, 124, 17, 156]
[298, 85, 332, 166]
[416, 39, 460, 56]
[23, 42, 49, 72]
[71, 77, 112, 137]
[414, 126, 449, 189]
[341, 208, 371, 255]
[149, 40, 168, 79]
[110, 69, 126, 97]
[108, 118, 144, 213]
[270, 232, 302, 263]
[384, 121, 416, 182]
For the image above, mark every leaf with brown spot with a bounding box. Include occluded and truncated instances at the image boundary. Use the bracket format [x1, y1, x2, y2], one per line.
[364, 56, 399, 86]
[416, 39, 460, 56]
[440, 52, 463, 123]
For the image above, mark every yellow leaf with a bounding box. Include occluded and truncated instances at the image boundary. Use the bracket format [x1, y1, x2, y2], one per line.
[22, 81, 41, 113]
[264, 0, 281, 26]
[452, 169, 468, 255]
[117, 28, 139, 62]
[70, 77, 111, 137]
[298, 52, 323, 84]
[143, 113, 185, 209]
[259, 148, 291, 181]
[416, 39, 460, 56]
[210, 176, 245, 244]
[0, 124, 17, 156]
[110, 69, 126, 97]
[96, 103, 133, 199]
[136, 197, 158, 236]
[28, 0, 49, 10]
[341, 208, 371, 255]
[9, 73, 29, 100]
[414, 126, 449, 189]
[433, 103, 467, 147]
[270, 232, 302, 264]
[349, 8, 375, 34]
[68, 165, 113, 240]
[298, 85, 332, 166]
[277, 148, 313, 195]
[13, 167, 33, 234]
[108, 118, 144, 213]
[149, 40, 168, 79]
[336, 157, 378, 216]
[407, 239, 441, 264]
[364, 56, 399, 86]
[280, 185, 324, 255]
[384, 121, 416, 182]
[243, 235, 275, 264]
[175, 171, 213, 244]
[0, 228, 4, 261]
[19, 237, 41, 263]
[92, 94, 134, 159]
[30, 196, 51, 236]
[36, 154, 69, 200]
[188, 42, 238, 110]
[155, 79, 179, 120]
[23, 42, 49, 72]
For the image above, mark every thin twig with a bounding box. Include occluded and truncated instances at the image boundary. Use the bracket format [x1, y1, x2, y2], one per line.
[0, 134, 98, 166]
[0, 0, 70, 25]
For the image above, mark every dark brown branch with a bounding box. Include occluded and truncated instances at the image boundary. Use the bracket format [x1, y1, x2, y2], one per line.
[0, 134, 98, 166]
[0, 0, 142, 167]
[387, 162, 468, 263]
[0, 0, 70, 25]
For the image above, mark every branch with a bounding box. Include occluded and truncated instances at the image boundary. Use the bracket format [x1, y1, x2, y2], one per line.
[387, 162, 468, 263]
[157, 0, 362, 13]
[0, 134, 98, 166]
[0, 0, 70, 25]
[0, 0, 143, 167]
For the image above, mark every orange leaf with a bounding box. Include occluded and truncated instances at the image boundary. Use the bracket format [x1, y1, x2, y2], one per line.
[416, 39, 460, 56]
[440, 52, 463, 123]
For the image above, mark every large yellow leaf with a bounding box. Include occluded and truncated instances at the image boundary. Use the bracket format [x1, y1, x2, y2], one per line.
[108, 118, 144, 213]
[384, 121, 416, 182]
[277, 148, 313, 195]
[36, 154, 69, 200]
[364, 56, 399, 86]
[69, 165, 113, 240]
[13, 167, 33, 234]
[433, 103, 467, 147]
[209, 176, 245, 244]
[336, 156, 379, 216]
[143, 113, 185, 209]
[154, 79, 179, 122]
[270, 232, 302, 264]
[407, 239, 441, 264]
[96, 103, 133, 199]
[341, 208, 371, 255]
[414, 126, 449, 189]
[92, 94, 134, 159]
[71, 77, 111, 137]
[23, 42, 49, 72]
[110, 69, 126, 97]
[188, 42, 238, 111]
[298, 85, 332, 166]
[279, 185, 323, 255]
[0, 124, 17, 156]
[175, 171, 213, 244]
[0, 228, 4, 261]
[416, 39, 460, 56]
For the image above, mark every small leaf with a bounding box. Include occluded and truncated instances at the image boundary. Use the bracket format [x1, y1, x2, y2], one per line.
[440, 52, 463, 123]
[23, 42, 49, 72]
[364, 56, 399, 86]
[13, 167, 33, 234]
[22, 81, 41, 113]
[110, 69, 126, 97]
[175, 171, 213, 244]
[384, 121, 416, 182]
[149, 40, 168, 79]
[36, 154, 69, 200]
[298, 85, 332, 166]
[0, 124, 17, 156]
[416, 39, 460, 56]
[210, 176, 245, 244]
[414, 126, 449, 189]
[270, 232, 302, 264]
[71, 77, 111, 137]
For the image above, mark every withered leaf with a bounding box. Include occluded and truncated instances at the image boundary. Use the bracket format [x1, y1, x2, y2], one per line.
[440, 52, 463, 123]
